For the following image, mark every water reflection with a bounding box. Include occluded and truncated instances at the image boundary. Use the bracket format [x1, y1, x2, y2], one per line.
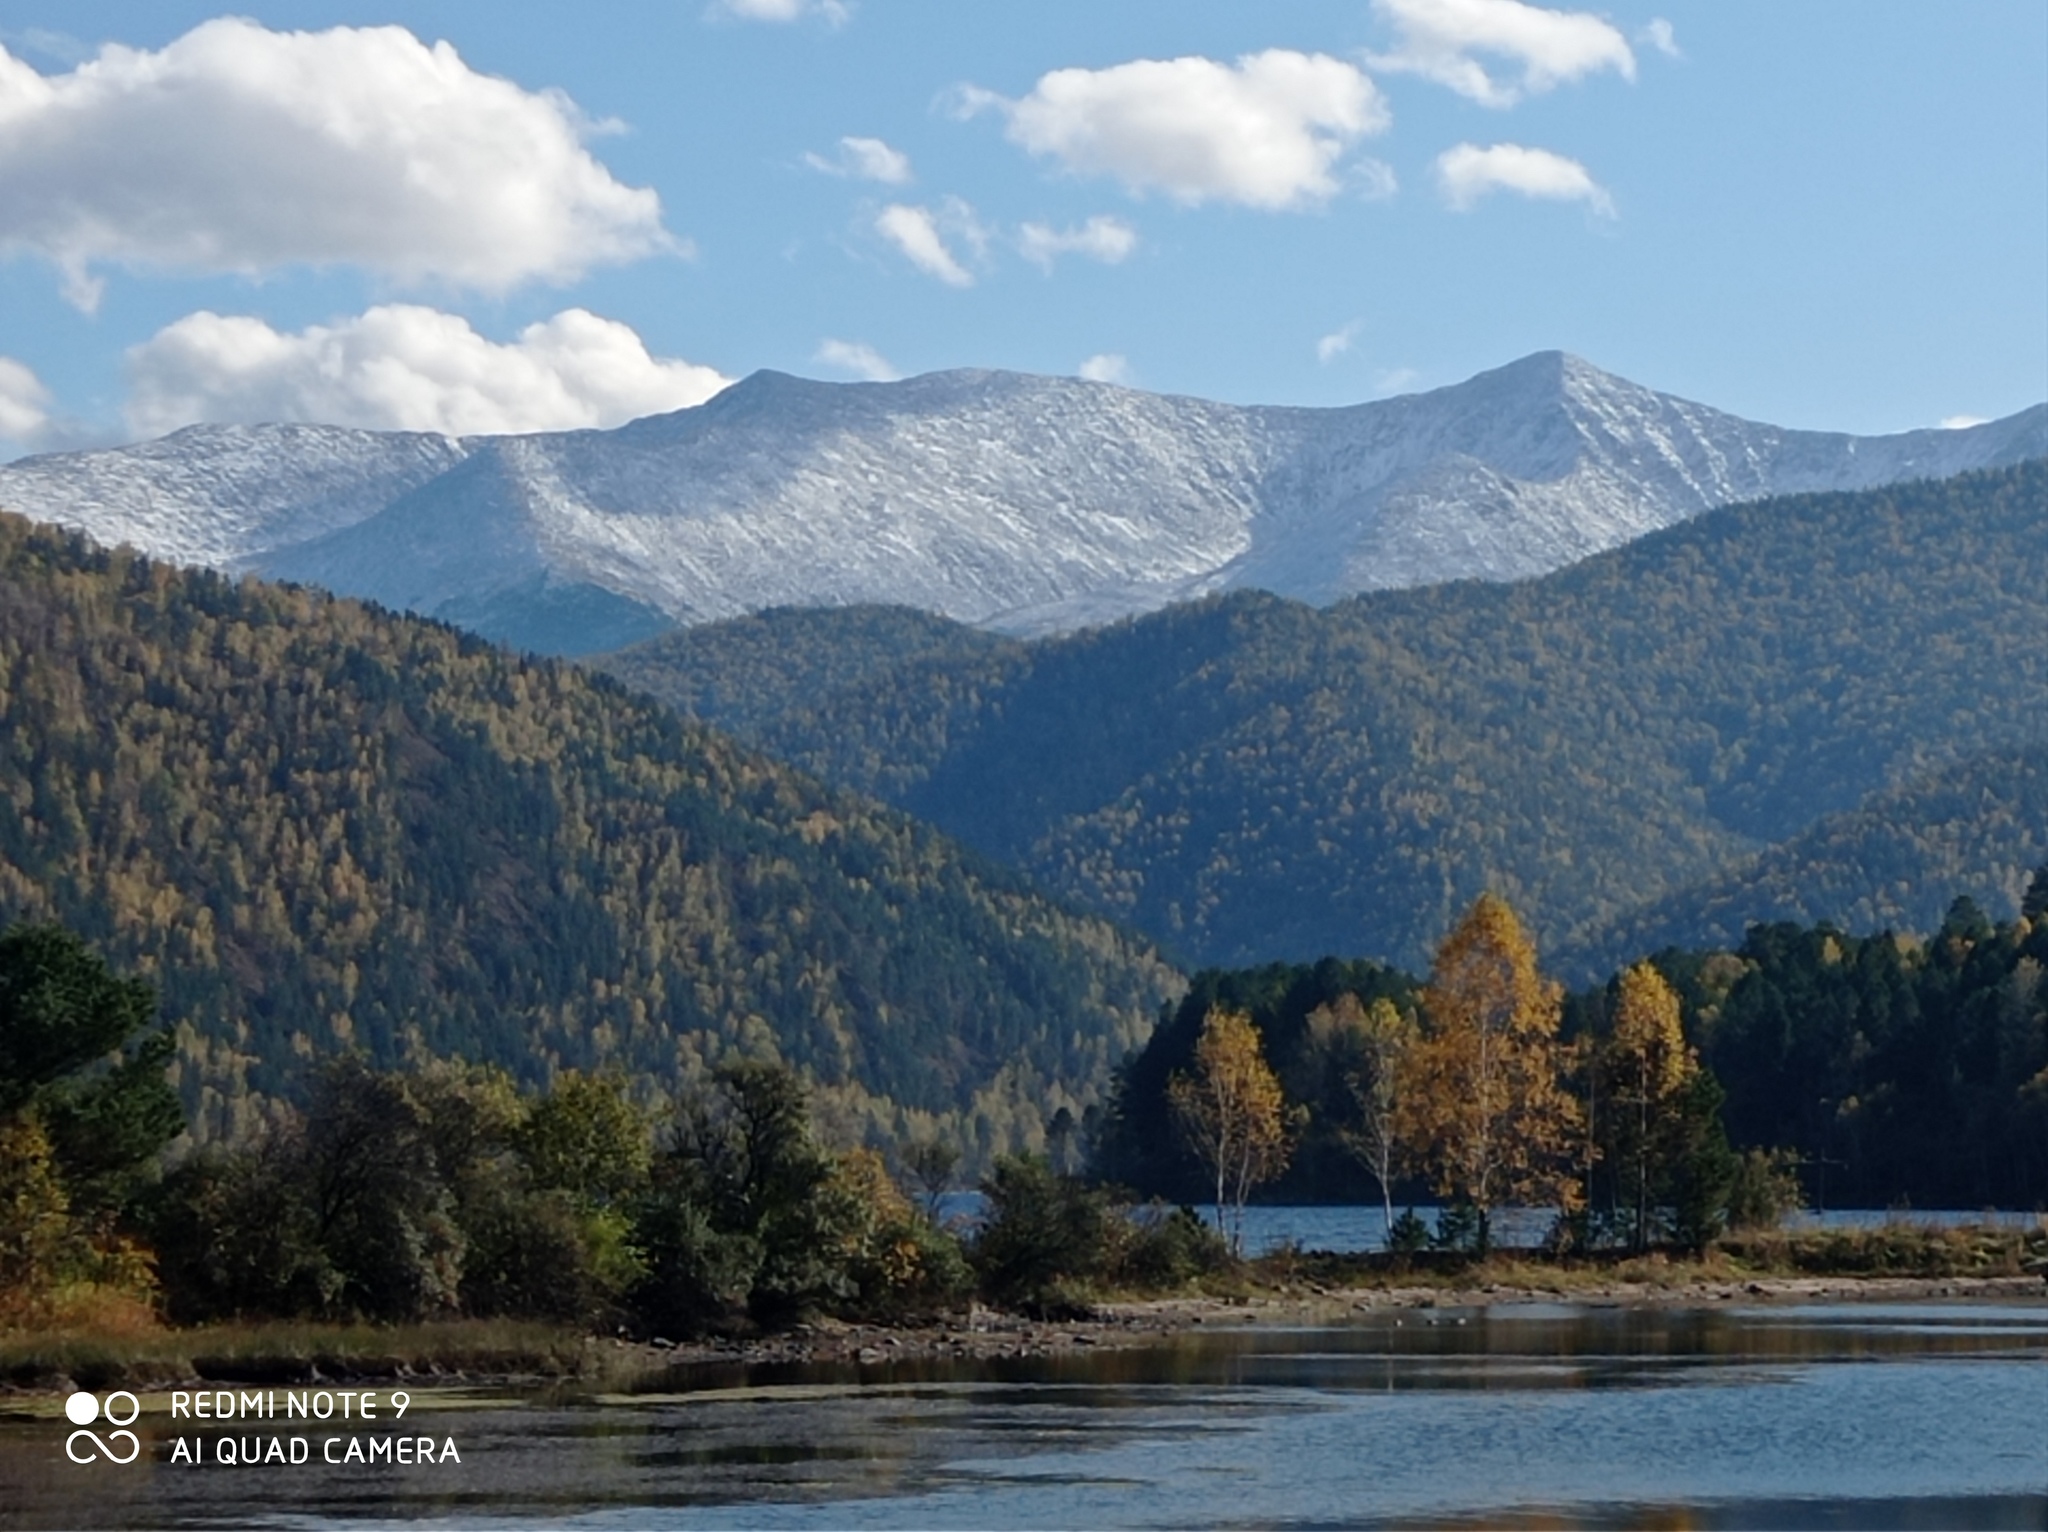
[0, 1302, 2041, 1530]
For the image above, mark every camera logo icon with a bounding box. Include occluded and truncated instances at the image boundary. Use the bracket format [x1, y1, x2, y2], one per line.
[65, 1391, 141, 1465]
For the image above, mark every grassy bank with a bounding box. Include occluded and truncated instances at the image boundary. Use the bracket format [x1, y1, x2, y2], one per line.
[6, 1222, 2041, 1395]
[0, 1317, 599, 1393]
[1245, 1219, 2048, 1298]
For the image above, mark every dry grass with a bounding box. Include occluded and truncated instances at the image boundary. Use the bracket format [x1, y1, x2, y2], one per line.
[0, 1317, 594, 1392]
[1238, 1218, 2048, 1296]
[1719, 1220, 2048, 1278]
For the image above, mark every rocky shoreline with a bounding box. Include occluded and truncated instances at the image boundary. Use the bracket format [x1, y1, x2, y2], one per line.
[612, 1272, 2047, 1376]
[5, 1272, 2040, 1403]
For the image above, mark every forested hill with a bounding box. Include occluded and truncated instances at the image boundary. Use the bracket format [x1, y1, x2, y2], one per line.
[0, 513, 1179, 1145]
[1567, 742, 2048, 977]
[597, 463, 2048, 978]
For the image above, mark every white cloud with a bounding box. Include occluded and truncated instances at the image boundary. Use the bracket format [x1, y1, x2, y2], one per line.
[711, 0, 850, 24]
[814, 339, 900, 382]
[0, 19, 673, 310]
[0, 356, 52, 445]
[875, 202, 978, 286]
[1638, 19, 1681, 59]
[1018, 216, 1138, 271]
[1317, 321, 1362, 363]
[805, 135, 912, 184]
[124, 306, 730, 438]
[1078, 354, 1132, 385]
[1436, 142, 1615, 216]
[971, 50, 1389, 210]
[1368, 0, 1635, 108]
[1375, 367, 1421, 395]
[1939, 414, 1989, 430]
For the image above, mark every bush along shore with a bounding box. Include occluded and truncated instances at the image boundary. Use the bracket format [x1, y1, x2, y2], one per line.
[6, 1223, 2044, 1399]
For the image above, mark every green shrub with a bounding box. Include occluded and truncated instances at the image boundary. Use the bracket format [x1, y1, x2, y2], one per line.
[1113, 1203, 1230, 1289]
[1727, 1148, 1804, 1232]
[971, 1155, 1112, 1313]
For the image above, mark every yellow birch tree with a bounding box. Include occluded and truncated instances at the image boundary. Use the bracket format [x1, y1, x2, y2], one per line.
[1309, 993, 1418, 1244]
[1168, 1008, 1291, 1257]
[1399, 893, 1582, 1251]
[1605, 961, 1698, 1251]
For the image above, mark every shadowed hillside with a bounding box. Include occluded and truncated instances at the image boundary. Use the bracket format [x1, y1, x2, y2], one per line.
[599, 463, 2048, 978]
[0, 514, 1179, 1146]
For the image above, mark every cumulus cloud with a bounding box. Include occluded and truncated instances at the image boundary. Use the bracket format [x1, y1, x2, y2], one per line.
[1368, 0, 1635, 108]
[124, 306, 730, 438]
[0, 18, 673, 310]
[1436, 142, 1614, 215]
[875, 202, 980, 286]
[805, 135, 912, 184]
[1018, 216, 1138, 271]
[967, 50, 1389, 210]
[1638, 19, 1681, 59]
[0, 356, 52, 445]
[1078, 354, 1132, 385]
[814, 339, 900, 382]
[1317, 321, 1362, 363]
[1939, 414, 1989, 430]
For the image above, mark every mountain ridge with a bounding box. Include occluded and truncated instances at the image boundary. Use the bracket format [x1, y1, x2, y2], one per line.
[3, 353, 2040, 654]
[596, 463, 2048, 980]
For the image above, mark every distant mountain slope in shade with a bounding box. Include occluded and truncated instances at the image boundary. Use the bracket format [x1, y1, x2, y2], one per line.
[3, 354, 2040, 653]
[1565, 743, 2048, 976]
[595, 464, 2048, 981]
[0, 513, 1178, 1144]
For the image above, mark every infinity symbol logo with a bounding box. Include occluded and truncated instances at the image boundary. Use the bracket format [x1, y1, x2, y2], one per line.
[64, 1390, 141, 1465]
[66, 1428, 141, 1465]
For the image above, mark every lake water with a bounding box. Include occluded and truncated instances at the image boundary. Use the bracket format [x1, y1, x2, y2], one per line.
[4, 1300, 2044, 1529]
[1210, 1203, 2046, 1257]
[936, 1195, 2045, 1257]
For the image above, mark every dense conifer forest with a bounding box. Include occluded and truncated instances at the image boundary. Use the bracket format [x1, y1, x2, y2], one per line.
[0, 514, 1178, 1149]
[601, 464, 2048, 977]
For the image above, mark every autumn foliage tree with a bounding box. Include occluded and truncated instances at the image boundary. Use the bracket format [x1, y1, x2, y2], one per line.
[1306, 993, 1417, 1243]
[1168, 1008, 1292, 1256]
[1400, 894, 1583, 1251]
[1602, 962, 1699, 1251]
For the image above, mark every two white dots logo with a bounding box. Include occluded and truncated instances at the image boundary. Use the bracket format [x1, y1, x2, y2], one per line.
[65, 1391, 141, 1464]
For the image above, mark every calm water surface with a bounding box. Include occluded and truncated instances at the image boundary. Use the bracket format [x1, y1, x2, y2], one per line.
[3, 1301, 2043, 1530]
[935, 1197, 2044, 1257]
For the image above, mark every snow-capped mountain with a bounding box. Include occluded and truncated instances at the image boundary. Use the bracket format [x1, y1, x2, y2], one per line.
[2, 352, 2040, 653]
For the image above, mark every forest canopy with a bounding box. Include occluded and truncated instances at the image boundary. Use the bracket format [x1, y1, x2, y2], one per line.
[601, 464, 2048, 977]
[0, 513, 1178, 1153]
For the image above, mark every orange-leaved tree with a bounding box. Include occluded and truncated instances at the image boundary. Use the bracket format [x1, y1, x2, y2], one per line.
[1603, 961, 1699, 1251]
[1168, 1007, 1292, 1257]
[1399, 893, 1583, 1252]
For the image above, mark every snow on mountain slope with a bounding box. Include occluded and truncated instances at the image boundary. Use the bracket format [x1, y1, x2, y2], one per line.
[0, 423, 471, 570]
[1, 353, 2039, 651]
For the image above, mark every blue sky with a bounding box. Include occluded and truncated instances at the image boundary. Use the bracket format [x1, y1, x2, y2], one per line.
[1, 1, 2042, 457]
